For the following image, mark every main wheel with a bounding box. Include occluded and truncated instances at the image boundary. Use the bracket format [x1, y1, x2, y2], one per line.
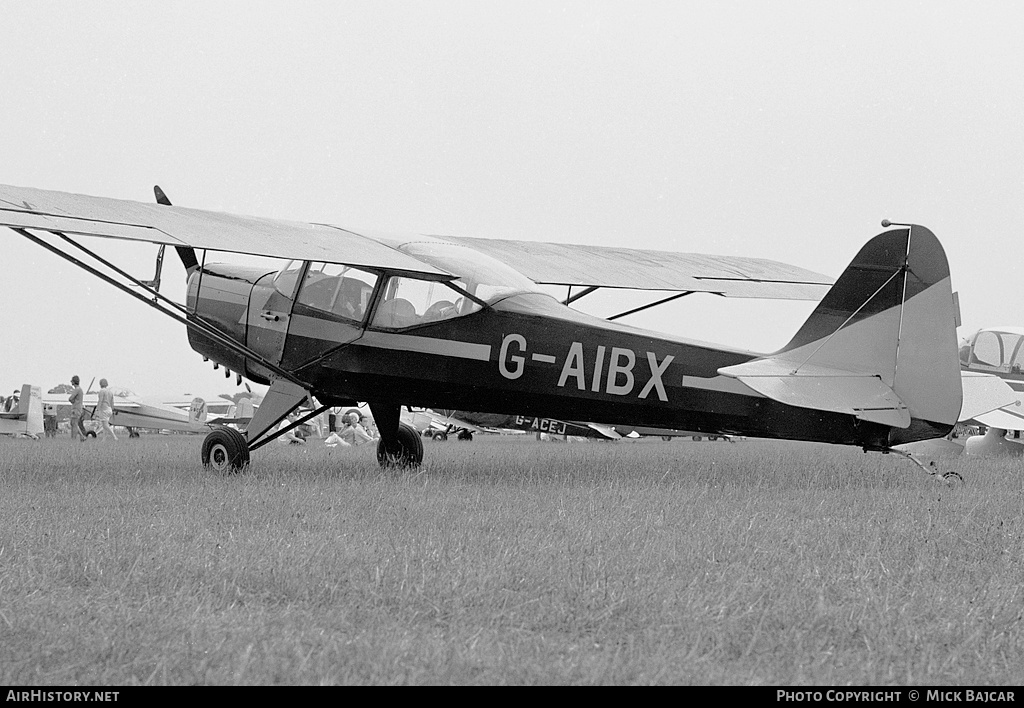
[432, 430, 448, 441]
[202, 427, 250, 473]
[377, 423, 424, 468]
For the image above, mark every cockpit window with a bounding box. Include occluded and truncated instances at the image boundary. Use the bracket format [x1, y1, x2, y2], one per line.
[296, 263, 378, 322]
[966, 330, 1024, 373]
[273, 260, 305, 298]
[398, 242, 540, 304]
[369, 241, 541, 329]
[371, 277, 477, 329]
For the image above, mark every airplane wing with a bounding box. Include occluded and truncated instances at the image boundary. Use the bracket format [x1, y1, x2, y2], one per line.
[1, 184, 831, 300]
[0, 184, 451, 279]
[41, 391, 144, 411]
[446, 236, 833, 300]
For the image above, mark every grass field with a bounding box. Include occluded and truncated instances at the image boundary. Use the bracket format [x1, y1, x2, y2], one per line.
[0, 432, 1021, 686]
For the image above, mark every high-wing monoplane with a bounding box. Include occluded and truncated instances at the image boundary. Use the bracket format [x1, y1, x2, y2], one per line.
[42, 383, 212, 437]
[0, 184, 963, 478]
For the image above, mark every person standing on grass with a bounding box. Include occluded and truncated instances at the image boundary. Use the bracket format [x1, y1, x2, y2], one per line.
[68, 375, 88, 442]
[94, 378, 117, 441]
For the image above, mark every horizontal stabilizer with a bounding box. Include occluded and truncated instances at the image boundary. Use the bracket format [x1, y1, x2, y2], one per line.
[718, 358, 910, 428]
[959, 372, 1020, 422]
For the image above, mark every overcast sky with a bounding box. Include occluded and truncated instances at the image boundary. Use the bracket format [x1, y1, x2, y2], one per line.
[2, 1, 1022, 399]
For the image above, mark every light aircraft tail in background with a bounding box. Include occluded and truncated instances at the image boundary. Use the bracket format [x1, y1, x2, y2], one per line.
[0, 384, 44, 438]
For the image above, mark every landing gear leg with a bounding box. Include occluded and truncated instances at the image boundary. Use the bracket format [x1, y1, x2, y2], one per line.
[887, 448, 963, 484]
[199, 378, 312, 472]
[370, 402, 423, 468]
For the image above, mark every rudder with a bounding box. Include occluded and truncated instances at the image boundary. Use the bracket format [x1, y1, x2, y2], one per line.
[720, 225, 961, 445]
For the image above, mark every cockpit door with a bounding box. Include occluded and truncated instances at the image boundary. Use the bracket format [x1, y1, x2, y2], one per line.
[246, 261, 304, 372]
[279, 262, 380, 370]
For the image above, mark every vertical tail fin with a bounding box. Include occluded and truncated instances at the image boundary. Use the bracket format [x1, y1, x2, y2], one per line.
[188, 397, 208, 425]
[15, 384, 44, 437]
[720, 225, 961, 445]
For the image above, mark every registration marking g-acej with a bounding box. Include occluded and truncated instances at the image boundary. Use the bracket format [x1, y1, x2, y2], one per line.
[357, 331, 492, 361]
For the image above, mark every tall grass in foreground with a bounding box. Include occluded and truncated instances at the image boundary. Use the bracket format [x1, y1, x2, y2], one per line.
[0, 434, 1021, 685]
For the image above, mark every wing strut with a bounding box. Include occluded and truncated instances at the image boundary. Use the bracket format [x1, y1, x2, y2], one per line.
[607, 291, 697, 321]
[564, 286, 599, 305]
[12, 226, 309, 390]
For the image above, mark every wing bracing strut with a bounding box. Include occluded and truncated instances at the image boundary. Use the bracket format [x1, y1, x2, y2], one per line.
[11, 226, 309, 390]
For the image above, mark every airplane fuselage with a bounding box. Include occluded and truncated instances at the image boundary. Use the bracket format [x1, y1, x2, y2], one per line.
[187, 264, 944, 451]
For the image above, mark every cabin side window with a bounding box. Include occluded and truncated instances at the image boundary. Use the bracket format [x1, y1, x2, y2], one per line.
[295, 263, 378, 322]
[371, 276, 481, 329]
[1007, 334, 1024, 374]
[273, 260, 305, 299]
[970, 330, 1004, 370]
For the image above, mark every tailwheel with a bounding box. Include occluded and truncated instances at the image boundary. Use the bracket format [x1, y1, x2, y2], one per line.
[377, 423, 424, 468]
[202, 426, 250, 473]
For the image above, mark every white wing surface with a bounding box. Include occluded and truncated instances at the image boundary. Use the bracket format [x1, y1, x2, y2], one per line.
[0, 184, 450, 278]
[2, 183, 830, 299]
[446, 236, 833, 300]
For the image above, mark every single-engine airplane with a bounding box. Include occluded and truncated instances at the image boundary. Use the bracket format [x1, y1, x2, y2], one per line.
[0, 184, 963, 478]
[42, 383, 212, 437]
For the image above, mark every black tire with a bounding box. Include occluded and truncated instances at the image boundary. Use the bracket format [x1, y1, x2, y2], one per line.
[432, 431, 448, 441]
[422, 428, 434, 438]
[456, 430, 473, 441]
[201, 427, 250, 473]
[692, 435, 702, 441]
[377, 423, 424, 468]
[86, 430, 97, 439]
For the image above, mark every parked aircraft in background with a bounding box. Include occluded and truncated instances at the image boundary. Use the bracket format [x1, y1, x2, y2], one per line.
[402, 408, 491, 441]
[1, 184, 963, 480]
[955, 326, 1024, 456]
[449, 410, 740, 442]
[42, 383, 212, 437]
[0, 384, 43, 438]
